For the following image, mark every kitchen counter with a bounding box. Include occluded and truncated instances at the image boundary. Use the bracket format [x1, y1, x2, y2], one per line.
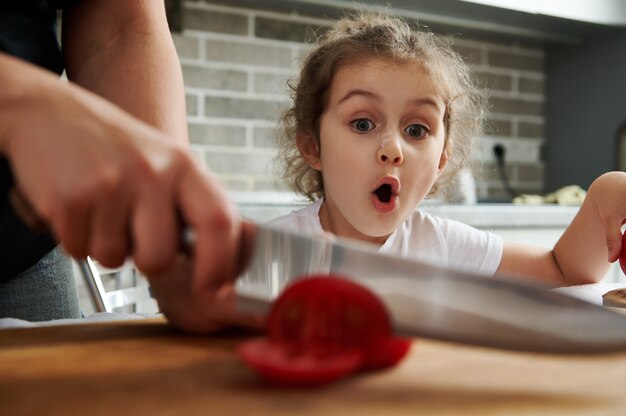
[3, 316, 626, 415]
[416, 203, 578, 229]
[231, 192, 579, 228]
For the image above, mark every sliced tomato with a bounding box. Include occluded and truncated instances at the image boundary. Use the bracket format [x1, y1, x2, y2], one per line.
[268, 276, 412, 369]
[364, 336, 413, 370]
[238, 275, 412, 386]
[268, 276, 392, 359]
[237, 338, 364, 386]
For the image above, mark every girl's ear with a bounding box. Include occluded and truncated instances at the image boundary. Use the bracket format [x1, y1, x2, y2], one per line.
[437, 146, 450, 174]
[296, 131, 322, 170]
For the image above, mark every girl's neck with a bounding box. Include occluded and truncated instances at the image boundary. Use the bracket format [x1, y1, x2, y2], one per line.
[318, 199, 389, 247]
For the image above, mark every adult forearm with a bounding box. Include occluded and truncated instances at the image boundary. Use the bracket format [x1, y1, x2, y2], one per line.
[0, 53, 70, 154]
[62, 0, 187, 144]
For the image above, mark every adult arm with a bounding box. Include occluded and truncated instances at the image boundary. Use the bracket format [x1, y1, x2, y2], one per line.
[0, 52, 249, 307]
[0, 53, 261, 332]
[497, 172, 626, 285]
[62, 0, 187, 143]
[0, 2, 261, 331]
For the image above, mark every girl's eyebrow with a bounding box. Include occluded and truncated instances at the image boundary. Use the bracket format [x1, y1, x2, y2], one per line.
[336, 89, 378, 105]
[410, 97, 445, 112]
[337, 89, 443, 113]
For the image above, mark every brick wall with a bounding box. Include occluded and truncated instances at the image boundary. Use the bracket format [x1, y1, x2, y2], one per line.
[175, 0, 546, 201]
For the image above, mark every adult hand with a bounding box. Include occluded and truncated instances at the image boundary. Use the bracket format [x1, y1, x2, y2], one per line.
[0, 54, 244, 294]
[149, 222, 265, 334]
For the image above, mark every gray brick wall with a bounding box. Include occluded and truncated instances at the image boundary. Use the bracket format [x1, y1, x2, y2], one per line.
[176, 0, 546, 200]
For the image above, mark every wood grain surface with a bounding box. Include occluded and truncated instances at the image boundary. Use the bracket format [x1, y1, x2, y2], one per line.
[2, 318, 626, 416]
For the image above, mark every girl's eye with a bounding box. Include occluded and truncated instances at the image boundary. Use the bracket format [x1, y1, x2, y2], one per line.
[405, 124, 428, 139]
[351, 119, 375, 133]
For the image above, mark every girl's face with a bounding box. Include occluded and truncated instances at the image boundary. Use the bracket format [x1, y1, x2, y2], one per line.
[300, 57, 448, 244]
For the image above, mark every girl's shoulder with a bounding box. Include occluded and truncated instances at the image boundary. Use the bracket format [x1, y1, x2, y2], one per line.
[407, 208, 497, 247]
[410, 207, 480, 234]
[266, 199, 323, 234]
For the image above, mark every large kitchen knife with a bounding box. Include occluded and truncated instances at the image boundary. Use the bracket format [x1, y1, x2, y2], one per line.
[236, 223, 626, 354]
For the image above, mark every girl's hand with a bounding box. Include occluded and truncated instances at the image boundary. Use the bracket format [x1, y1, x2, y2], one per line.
[587, 171, 626, 263]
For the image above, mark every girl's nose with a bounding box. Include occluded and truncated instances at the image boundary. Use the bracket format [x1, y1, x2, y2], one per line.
[377, 136, 403, 165]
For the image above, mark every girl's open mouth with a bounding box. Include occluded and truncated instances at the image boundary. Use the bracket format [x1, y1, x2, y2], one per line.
[371, 177, 399, 214]
[376, 183, 395, 203]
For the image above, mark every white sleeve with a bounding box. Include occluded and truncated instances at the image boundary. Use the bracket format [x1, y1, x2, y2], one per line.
[434, 217, 503, 276]
[265, 202, 326, 236]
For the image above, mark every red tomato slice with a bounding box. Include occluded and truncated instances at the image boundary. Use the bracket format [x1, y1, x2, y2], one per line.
[238, 275, 412, 385]
[237, 338, 364, 386]
[269, 276, 412, 369]
[365, 336, 413, 370]
[268, 276, 394, 365]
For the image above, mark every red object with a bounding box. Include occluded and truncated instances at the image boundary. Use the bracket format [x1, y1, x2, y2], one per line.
[237, 338, 363, 386]
[619, 232, 626, 274]
[237, 275, 412, 386]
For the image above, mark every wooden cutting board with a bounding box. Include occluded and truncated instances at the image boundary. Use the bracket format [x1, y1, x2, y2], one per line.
[2, 318, 626, 416]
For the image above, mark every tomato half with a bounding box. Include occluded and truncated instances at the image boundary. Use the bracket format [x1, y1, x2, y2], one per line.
[237, 338, 364, 386]
[365, 336, 413, 369]
[237, 275, 412, 385]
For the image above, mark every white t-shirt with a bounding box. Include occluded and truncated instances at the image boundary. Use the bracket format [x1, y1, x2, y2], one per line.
[268, 199, 503, 276]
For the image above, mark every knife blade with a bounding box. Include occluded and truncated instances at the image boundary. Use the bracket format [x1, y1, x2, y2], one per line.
[236, 223, 626, 354]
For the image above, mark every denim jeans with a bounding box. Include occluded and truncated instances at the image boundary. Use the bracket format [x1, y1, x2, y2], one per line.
[0, 246, 80, 321]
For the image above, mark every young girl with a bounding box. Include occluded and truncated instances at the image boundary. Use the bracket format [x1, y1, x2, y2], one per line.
[269, 11, 626, 286]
